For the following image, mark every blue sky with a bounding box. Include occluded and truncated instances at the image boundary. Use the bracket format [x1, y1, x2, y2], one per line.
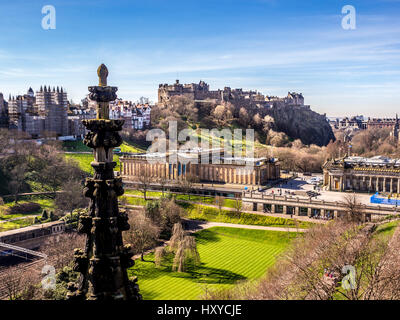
[0, 0, 399, 117]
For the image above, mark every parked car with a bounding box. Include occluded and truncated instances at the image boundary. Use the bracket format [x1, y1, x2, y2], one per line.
[307, 177, 322, 185]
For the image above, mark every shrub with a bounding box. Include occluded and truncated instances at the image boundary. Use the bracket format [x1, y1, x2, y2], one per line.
[41, 209, 48, 220]
[9, 202, 41, 215]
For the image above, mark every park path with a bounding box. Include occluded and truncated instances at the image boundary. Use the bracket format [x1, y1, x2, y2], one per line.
[0, 215, 38, 224]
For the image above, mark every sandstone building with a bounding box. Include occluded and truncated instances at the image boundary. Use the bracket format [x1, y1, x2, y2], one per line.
[120, 149, 280, 186]
[109, 99, 151, 130]
[5, 86, 88, 138]
[323, 156, 400, 193]
[36, 86, 69, 136]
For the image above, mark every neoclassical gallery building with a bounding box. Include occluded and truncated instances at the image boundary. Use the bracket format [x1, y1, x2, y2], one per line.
[120, 149, 280, 186]
[323, 156, 400, 193]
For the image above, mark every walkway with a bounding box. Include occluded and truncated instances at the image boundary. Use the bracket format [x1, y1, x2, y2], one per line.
[0, 215, 37, 224]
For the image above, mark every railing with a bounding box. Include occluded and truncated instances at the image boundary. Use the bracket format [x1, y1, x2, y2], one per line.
[0, 242, 47, 259]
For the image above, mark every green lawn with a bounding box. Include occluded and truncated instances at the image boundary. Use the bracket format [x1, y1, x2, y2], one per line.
[124, 189, 239, 208]
[65, 153, 121, 174]
[182, 203, 313, 229]
[65, 153, 94, 174]
[63, 139, 144, 174]
[62, 140, 91, 152]
[130, 227, 297, 300]
[373, 219, 400, 241]
[0, 197, 56, 231]
[120, 142, 145, 153]
[62, 140, 144, 153]
[0, 217, 35, 232]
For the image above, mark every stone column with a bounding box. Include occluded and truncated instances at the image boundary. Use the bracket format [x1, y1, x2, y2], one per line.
[376, 177, 380, 192]
[295, 207, 299, 216]
[166, 162, 170, 179]
[334, 210, 338, 218]
[307, 207, 312, 217]
[383, 177, 387, 193]
[271, 204, 275, 213]
[390, 178, 393, 193]
[283, 205, 287, 214]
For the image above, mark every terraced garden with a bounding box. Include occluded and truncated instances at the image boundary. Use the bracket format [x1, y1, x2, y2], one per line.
[121, 193, 313, 229]
[129, 227, 298, 300]
[0, 197, 56, 232]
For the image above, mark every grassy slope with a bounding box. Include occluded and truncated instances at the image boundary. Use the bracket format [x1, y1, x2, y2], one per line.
[124, 189, 239, 208]
[62, 140, 145, 153]
[121, 194, 312, 228]
[0, 198, 56, 232]
[183, 203, 312, 229]
[63, 140, 144, 174]
[373, 219, 400, 242]
[130, 227, 297, 300]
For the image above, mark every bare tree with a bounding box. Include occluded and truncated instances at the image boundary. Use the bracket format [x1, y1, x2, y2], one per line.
[123, 210, 160, 261]
[8, 163, 28, 203]
[233, 196, 242, 215]
[169, 222, 185, 252]
[154, 247, 166, 268]
[169, 223, 201, 272]
[178, 173, 198, 200]
[138, 165, 153, 200]
[42, 233, 86, 270]
[0, 263, 42, 300]
[157, 175, 169, 197]
[55, 179, 88, 217]
[212, 104, 233, 127]
[215, 195, 224, 213]
[341, 193, 365, 223]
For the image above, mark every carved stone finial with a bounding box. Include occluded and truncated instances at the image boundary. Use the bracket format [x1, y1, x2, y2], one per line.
[97, 64, 108, 87]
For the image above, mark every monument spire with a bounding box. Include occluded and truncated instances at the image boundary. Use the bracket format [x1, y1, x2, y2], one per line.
[67, 65, 141, 301]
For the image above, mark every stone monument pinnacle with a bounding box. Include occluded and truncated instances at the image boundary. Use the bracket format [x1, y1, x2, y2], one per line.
[97, 63, 108, 87]
[67, 65, 141, 301]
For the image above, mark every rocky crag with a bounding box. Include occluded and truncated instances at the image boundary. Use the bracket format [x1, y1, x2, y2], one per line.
[267, 104, 335, 146]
